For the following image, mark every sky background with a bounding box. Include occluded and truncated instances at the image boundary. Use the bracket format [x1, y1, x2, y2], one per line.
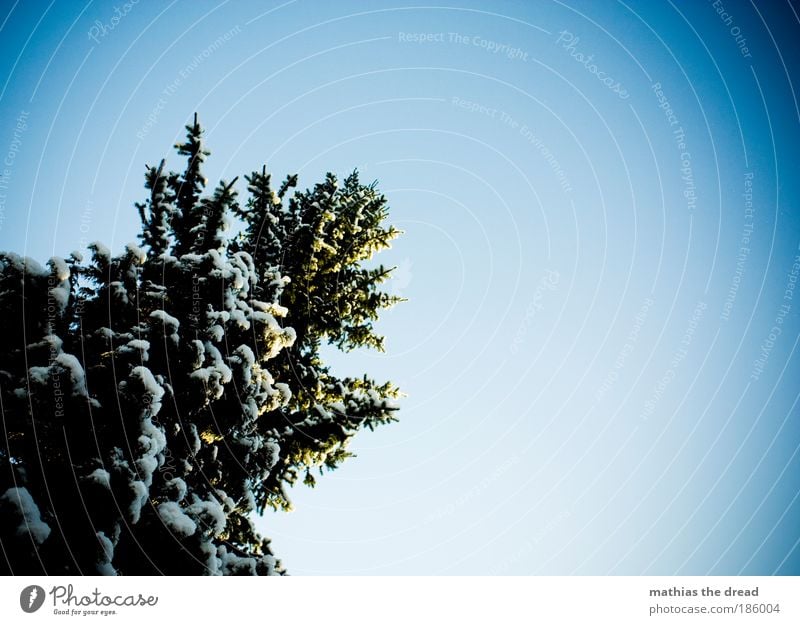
[1, 0, 799, 575]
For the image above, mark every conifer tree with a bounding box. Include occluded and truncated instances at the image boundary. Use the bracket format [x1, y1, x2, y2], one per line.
[0, 116, 401, 575]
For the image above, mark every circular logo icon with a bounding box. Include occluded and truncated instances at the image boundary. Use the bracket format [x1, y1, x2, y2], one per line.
[20, 585, 45, 613]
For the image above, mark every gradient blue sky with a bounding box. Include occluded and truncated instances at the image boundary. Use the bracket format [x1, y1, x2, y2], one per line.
[1, 0, 799, 575]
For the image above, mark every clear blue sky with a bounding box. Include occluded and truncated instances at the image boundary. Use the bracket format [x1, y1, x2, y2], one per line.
[1, 0, 799, 574]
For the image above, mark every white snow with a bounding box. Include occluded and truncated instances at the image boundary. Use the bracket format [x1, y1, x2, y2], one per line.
[44, 258, 71, 308]
[188, 498, 226, 536]
[228, 265, 246, 291]
[274, 382, 291, 404]
[128, 480, 148, 523]
[196, 344, 233, 397]
[0, 252, 46, 277]
[199, 541, 222, 576]
[27, 366, 49, 385]
[215, 489, 236, 511]
[264, 441, 280, 469]
[125, 242, 147, 265]
[187, 425, 202, 454]
[135, 455, 159, 486]
[235, 435, 260, 452]
[27, 352, 88, 397]
[109, 281, 129, 305]
[190, 340, 205, 368]
[48, 256, 70, 281]
[218, 546, 257, 575]
[130, 366, 164, 404]
[252, 300, 288, 317]
[87, 468, 111, 488]
[90, 241, 111, 261]
[49, 281, 70, 308]
[207, 249, 227, 270]
[150, 309, 180, 341]
[208, 310, 230, 324]
[240, 397, 258, 421]
[157, 501, 197, 536]
[32, 334, 64, 351]
[229, 308, 249, 329]
[97, 530, 114, 559]
[95, 531, 116, 575]
[139, 418, 166, 454]
[0, 487, 51, 544]
[190, 368, 211, 384]
[120, 339, 150, 362]
[55, 353, 88, 397]
[128, 366, 168, 486]
[243, 488, 256, 513]
[166, 477, 187, 502]
[234, 345, 255, 374]
[260, 554, 278, 575]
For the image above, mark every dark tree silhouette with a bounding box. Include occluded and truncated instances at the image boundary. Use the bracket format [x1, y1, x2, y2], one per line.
[0, 115, 401, 575]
